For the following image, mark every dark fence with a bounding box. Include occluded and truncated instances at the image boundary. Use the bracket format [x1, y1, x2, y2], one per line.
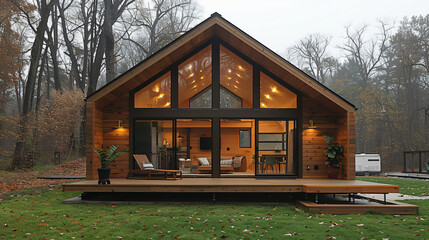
[403, 150, 429, 173]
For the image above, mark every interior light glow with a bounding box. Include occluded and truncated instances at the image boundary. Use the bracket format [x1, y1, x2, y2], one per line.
[200, 76, 204, 79]
[235, 80, 239, 84]
[153, 86, 160, 93]
[238, 65, 244, 71]
[191, 80, 196, 84]
[261, 103, 266, 108]
[192, 85, 197, 89]
[265, 94, 271, 99]
[189, 73, 194, 77]
[236, 73, 241, 78]
[234, 85, 238, 89]
[158, 93, 165, 99]
[200, 69, 203, 72]
[227, 77, 232, 80]
[228, 69, 232, 73]
[271, 86, 278, 93]
[187, 65, 192, 70]
[164, 102, 171, 107]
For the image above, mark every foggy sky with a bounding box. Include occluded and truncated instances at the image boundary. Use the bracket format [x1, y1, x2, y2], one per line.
[199, 0, 429, 56]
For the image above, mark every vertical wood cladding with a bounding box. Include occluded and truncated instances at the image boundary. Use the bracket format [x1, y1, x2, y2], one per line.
[101, 93, 130, 178]
[302, 97, 356, 179]
[337, 111, 356, 180]
[86, 102, 103, 180]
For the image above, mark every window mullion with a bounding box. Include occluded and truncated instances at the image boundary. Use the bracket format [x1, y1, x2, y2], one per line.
[212, 39, 220, 109]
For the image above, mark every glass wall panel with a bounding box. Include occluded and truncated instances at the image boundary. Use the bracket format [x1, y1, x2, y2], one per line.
[220, 119, 255, 176]
[220, 45, 253, 108]
[176, 119, 212, 175]
[134, 120, 174, 170]
[189, 87, 212, 108]
[257, 120, 296, 175]
[260, 72, 297, 108]
[178, 45, 212, 108]
[134, 72, 171, 108]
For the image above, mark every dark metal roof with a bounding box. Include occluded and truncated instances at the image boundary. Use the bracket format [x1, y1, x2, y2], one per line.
[87, 12, 356, 110]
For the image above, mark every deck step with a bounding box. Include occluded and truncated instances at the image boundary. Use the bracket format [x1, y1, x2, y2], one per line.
[297, 195, 419, 215]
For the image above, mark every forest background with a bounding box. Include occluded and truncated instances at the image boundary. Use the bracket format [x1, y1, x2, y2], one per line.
[0, 0, 428, 171]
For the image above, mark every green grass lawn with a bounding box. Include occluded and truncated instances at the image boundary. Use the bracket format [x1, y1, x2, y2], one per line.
[357, 176, 429, 196]
[0, 186, 428, 239]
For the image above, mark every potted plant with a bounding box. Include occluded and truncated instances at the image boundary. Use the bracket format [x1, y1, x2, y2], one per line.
[92, 145, 128, 184]
[324, 135, 344, 179]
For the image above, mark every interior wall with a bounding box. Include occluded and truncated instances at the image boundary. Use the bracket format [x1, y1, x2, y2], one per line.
[220, 125, 254, 172]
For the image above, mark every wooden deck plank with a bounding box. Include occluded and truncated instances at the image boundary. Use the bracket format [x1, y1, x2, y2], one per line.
[63, 178, 398, 194]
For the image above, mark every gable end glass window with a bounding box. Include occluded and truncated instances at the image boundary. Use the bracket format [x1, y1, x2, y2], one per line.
[178, 45, 212, 108]
[134, 71, 171, 108]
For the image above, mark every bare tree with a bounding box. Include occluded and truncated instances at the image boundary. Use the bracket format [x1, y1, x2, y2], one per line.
[10, 0, 58, 168]
[290, 33, 333, 84]
[120, 0, 199, 64]
[339, 21, 393, 88]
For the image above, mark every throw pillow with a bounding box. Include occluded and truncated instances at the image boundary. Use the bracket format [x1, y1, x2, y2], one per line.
[233, 156, 243, 168]
[142, 163, 155, 169]
[198, 158, 210, 166]
[220, 159, 233, 166]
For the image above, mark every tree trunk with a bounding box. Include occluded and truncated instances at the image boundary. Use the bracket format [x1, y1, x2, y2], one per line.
[104, 0, 115, 83]
[11, 0, 57, 169]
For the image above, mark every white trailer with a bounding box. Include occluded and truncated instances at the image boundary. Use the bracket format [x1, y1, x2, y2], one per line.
[355, 153, 381, 176]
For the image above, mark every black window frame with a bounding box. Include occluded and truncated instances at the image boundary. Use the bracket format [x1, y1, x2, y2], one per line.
[129, 37, 303, 178]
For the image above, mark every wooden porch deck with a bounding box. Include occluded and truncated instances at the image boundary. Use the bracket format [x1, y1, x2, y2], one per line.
[63, 178, 399, 194]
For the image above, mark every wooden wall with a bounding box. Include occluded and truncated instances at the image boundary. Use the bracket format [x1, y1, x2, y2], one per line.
[337, 112, 356, 179]
[101, 93, 130, 178]
[302, 97, 339, 179]
[85, 102, 103, 180]
[87, 95, 355, 179]
[302, 97, 355, 179]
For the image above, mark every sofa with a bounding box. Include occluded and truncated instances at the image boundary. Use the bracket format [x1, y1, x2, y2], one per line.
[197, 156, 247, 173]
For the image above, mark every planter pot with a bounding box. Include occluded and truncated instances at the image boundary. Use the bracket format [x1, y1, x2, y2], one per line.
[97, 168, 111, 184]
[326, 166, 340, 179]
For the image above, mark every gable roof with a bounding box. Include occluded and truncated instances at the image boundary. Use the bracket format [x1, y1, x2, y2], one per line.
[87, 13, 356, 112]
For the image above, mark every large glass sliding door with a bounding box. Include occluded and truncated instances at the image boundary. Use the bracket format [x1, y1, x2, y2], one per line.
[134, 120, 174, 169]
[134, 119, 213, 175]
[176, 119, 212, 175]
[220, 119, 255, 176]
[256, 120, 297, 176]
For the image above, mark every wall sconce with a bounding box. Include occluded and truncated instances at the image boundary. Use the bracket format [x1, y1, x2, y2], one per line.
[105, 120, 124, 129]
[308, 120, 317, 129]
[162, 138, 167, 146]
[116, 120, 123, 129]
[177, 135, 183, 140]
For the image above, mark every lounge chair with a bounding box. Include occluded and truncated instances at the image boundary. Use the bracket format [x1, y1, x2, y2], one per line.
[127, 154, 182, 180]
